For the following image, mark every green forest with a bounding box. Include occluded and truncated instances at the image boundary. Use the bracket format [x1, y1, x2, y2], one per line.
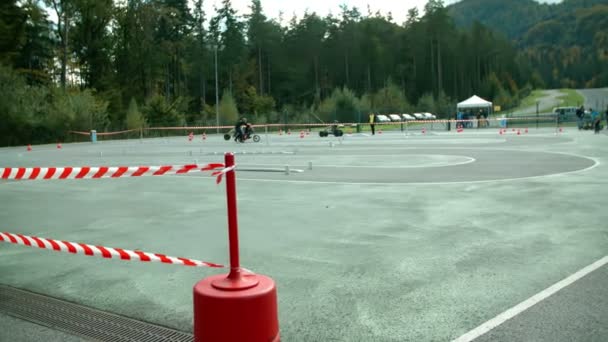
[1, 0, 607, 145]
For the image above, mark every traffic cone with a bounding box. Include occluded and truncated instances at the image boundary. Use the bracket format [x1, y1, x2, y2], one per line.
[517, 130, 521, 135]
[559, 127, 563, 133]
[422, 128, 427, 134]
[188, 132, 194, 141]
[457, 128, 463, 133]
[57, 142, 62, 149]
[499, 129, 503, 135]
[27, 144, 32, 152]
[279, 129, 283, 136]
[202, 132, 207, 141]
[299, 131, 304, 139]
[287, 129, 291, 135]
[306, 129, 310, 136]
[524, 128, 528, 134]
[378, 128, 383, 135]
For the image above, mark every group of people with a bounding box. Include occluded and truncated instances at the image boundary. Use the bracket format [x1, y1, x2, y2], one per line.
[456, 109, 489, 128]
[576, 105, 608, 134]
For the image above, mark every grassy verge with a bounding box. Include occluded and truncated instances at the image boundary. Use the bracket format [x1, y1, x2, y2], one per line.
[518, 90, 546, 109]
[557, 88, 584, 107]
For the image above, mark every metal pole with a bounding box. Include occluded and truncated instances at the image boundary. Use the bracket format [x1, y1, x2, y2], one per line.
[224, 153, 240, 276]
[215, 45, 220, 134]
[536, 101, 539, 130]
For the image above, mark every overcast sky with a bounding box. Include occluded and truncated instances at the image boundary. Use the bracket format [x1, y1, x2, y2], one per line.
[200, 0, 563, 25]
[201, 0, 459, 25]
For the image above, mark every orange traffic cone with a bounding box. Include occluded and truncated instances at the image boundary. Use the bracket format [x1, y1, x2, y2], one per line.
[57, 142, 62, 149]
[27, 144, 32, 151]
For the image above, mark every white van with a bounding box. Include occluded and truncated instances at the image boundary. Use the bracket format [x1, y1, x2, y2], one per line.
[552, 106, 578, 120]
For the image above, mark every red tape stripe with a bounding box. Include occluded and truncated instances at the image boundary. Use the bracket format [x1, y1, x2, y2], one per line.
[44, 168, 56, 179]
[31, 236, 46, 248]
[92, 167, 109, 179]
[114, 248, 131, 260]
[62, 241, 77, 253]
[17, 234, 31, 246]
[15, 168, 26, 179]
[59, 167, 73, 179]
[112, 167, 129, 178]
[78, 243, 94, 256]
[48, 239, 61, 251]
[153, 166, 172, 176]
[132, 167, 149, 177]
[29, 168, 41, 179]
[7, 234, 18, 244]
[1, 168, 11, 179]
[75, 167, 91, 179]
[96, 246, 112, 259]
[133, 250, 151, 262]
[154, 253, 173, 264]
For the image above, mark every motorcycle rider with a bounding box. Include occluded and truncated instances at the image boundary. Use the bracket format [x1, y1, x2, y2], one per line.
[234, 117, 247, 142]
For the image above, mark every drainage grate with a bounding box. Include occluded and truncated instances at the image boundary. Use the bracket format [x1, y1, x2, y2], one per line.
[0, 284, 193, 342]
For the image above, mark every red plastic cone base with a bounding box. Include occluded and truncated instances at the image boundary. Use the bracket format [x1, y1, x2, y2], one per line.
[27, 145, 32, 151]
[194, 273, 280, 342]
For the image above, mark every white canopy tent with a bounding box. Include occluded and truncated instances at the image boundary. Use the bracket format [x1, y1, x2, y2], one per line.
[457, 95, 493, 110]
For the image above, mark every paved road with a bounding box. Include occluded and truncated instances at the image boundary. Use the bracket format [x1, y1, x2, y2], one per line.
[475, 264, 608, 342]
[578, 88, 608, 112]
[517, 89, 562, 115]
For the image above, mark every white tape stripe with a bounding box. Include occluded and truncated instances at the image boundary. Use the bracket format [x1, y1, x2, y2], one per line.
[39, 237, 54, 250]
[50, 168, 62, 180]
[21, 168, 33, 179]
[71, 242, 86, 254]
[8, 168, 19, 179]
[21, 235, 37, 247]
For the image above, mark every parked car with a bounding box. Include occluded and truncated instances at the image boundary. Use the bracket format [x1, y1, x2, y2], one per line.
[402, 114, 416, 121]
[376, 114, 391, 123]
[424, 112, 437, 119]
[412, 113, 425, 120]
[553, 106, 578, 122]
[389, 114, 403, 122]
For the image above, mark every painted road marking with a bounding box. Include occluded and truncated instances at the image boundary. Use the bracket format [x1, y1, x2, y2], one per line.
[452, 255, 608, 342]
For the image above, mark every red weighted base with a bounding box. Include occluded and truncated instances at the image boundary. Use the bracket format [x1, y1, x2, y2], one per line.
[193, 272, 280, 342]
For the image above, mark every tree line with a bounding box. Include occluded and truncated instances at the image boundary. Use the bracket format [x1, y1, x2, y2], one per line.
[0, 0, 588, 145]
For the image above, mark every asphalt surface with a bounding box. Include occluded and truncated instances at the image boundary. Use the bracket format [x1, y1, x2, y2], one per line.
[578, 88, 608, 112]
[475, 264, 608, 342]
[0, 127, 607, 341]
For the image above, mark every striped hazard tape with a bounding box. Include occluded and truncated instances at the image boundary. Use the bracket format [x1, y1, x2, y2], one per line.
[0, 232, 224, 268]
[0, 163, 230, 183]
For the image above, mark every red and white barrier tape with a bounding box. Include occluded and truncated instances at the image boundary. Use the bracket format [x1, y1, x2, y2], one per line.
[1, 163, 227, 182]
[0, 232, 223, 268]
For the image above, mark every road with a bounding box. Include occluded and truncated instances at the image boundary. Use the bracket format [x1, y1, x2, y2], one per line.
[577, 88, 608, 112]
[517, 89, 562, 115]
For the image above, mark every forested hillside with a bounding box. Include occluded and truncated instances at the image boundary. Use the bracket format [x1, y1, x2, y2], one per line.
[449, 0, 608, 88]
[0, 0, 606, 145]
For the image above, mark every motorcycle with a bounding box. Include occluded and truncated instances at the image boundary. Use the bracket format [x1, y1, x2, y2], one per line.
[223, 124, 261, 143]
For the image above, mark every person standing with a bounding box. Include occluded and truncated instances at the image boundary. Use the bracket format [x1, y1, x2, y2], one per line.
[576, 106, 584, 130]
[591, 108, 600, 134]
[369, 112, 376, 135]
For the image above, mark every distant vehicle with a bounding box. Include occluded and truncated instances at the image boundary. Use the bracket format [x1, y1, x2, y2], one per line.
[423, 112, 437, 119]
[412, 113, 425, 120]
[376, 114, 391, 122]
[319, 122, 344, 137]
[389, 114, 403, 122]
[402, 114, 415, 121]
[553, 106, 577, 122]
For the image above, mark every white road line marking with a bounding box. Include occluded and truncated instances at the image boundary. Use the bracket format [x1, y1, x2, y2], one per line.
[452, 255, 608, 342]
